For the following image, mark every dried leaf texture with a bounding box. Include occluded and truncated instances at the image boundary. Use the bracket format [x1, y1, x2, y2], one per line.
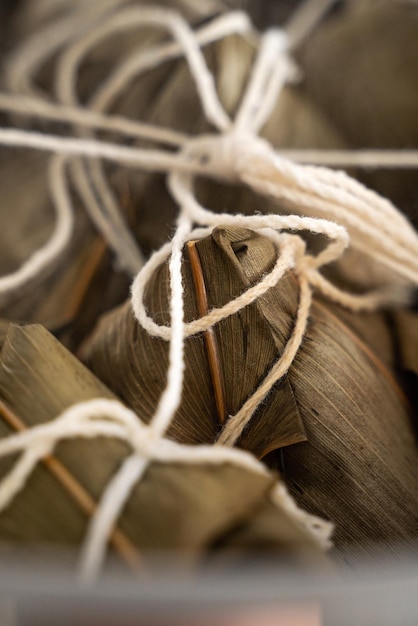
[300, 2, 418, 227]
[0, 151, 130, 350]
[0, 0, 350, 341]
[282, 300, 418, 562]
[0, 324, 324, 567]
[84, 227, 418, 560]
[84, 227, 306, 456]
[2, 2, 417, 337]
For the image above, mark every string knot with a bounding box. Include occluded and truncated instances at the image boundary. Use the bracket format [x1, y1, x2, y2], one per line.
[181, 132, 273, 182]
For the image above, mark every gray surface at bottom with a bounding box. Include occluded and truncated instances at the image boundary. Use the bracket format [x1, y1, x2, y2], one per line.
[0, 550, 416, 626]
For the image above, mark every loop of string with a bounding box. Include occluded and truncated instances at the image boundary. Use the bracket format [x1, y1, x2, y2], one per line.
[51, 8, 247, 276]
[0, 9, 254, 289]
[234, 28, 294, 135]
[0, 3, 416, 294]
[0, 0, 417, 581]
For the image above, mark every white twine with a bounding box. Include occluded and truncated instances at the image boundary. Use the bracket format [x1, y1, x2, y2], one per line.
[0, 155, 73, 294]
[50, 8, 250, 276]
[0, 0, 417, 581]
[1, 93, 418, 166]
[0, 398, 329, 580]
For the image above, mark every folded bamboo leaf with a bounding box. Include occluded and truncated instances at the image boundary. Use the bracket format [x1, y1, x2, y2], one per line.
[210, 499, 329, 569]
[0, 325, 134, 557]
[0, 224, 129, 354]
[232, 232, 418, 560]
[0, 324, 323, 568]
[2, 0, 418, 569]
[84, 226, 306, 457]
[257, 295, 418, 562]
[84, 226, 418, 560]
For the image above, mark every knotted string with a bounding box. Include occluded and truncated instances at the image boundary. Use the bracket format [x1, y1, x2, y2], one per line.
[0, 0, 417, 581]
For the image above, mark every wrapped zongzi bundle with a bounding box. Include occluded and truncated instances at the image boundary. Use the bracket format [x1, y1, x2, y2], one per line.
[0, 0, 417, 581]
[83, 226, 418, 564]
[0, 323, 330, 574]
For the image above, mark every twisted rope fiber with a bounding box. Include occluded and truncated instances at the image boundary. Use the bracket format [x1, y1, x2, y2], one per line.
[0, 0, 417, 581]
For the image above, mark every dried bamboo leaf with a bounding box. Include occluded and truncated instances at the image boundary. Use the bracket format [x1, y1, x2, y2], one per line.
[280, 298, 418, 562]
[390, 309, 418, 430]
[301, 3, 418, 149]
[0, 153, 50, 274]
[0, 325, 130, 552]
[327, 307, 397, 371]
[84, 227, 306, 457]
[85, 226, 418, 559]
[300, 2, 418, 226]
[0, 320, 9, 350]
[211, 499, 330, 569]
[0, 149, 129, 350]
[1, 0, 417, 566]
[0, 324, 322, 566]
[244, 250, 418, 559]
[392, 309, 418, 377]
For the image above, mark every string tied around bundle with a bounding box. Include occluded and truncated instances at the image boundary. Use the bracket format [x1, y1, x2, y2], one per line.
[0, 0, 417, 585]
[0, 4, 417, 298]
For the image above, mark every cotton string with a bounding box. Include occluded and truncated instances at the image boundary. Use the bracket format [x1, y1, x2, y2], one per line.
[0, 0, 417, 581]
[1, 4, 418, 291]
[1, 93, 418, 166]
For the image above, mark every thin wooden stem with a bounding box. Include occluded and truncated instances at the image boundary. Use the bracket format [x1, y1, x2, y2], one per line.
[0, 399, 143, 573]
[61, 237, 107, 327]
[187, 241, 228, 425]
